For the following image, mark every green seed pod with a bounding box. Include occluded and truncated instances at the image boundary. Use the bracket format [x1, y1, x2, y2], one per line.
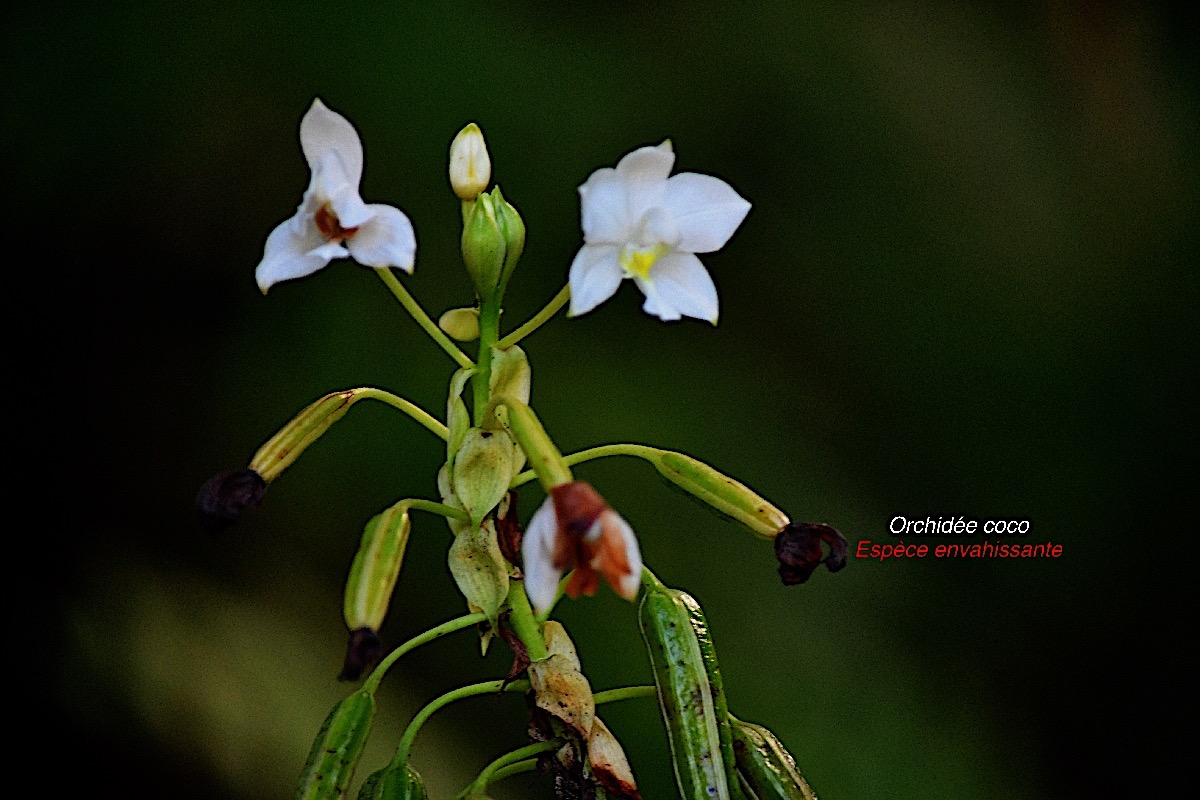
[498, 396, 571, 489]
[251, 390, 362, 482]
[650, 451, 788, 540]
[729, 716, 818, 800]
[295, 689, 375, 800]
[638, 571, 731, 800]
[357, 764, 427, 800]
[677, 587, 740, 796]
[340, 503, 412, 680]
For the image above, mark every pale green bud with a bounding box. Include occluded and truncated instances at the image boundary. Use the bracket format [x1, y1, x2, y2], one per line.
[462, 192, 506, 300]
[453, 428, 517, 528]
[447, 518, 510, 632]
[449, 122, 491, 201]
[437, 306, 480, 342]
[650, 450, 789, 539]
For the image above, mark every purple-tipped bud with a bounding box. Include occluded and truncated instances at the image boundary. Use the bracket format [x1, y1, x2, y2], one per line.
[774, 522, 848, 585]
[195, 469, 266, 534]
[339, 627, 383, 682]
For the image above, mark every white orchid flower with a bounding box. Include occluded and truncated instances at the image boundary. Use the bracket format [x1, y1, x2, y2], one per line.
[255, 99, 416, 294]
[522, 481, 643, 616]
[568, 141, 751, 323]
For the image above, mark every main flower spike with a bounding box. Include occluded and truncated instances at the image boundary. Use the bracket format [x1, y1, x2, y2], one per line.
[522, 481, 643, 615]
[568, 141, 751, 323]
[255, 98, 417, 293]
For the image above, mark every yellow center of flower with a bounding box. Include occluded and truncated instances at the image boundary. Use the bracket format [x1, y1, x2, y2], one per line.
[620, 244, 668, 281]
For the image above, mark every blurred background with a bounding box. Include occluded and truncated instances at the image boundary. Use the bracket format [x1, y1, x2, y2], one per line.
[10, 1, 1194, 797]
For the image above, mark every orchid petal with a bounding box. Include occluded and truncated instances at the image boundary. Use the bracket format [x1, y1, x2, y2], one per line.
[256, 215, 339, 293]
[647, 251, 719, 324]
[616, 145, 673, 221]
[568, 244, 624, 317]
[300, 99, 364, 187]
[664, 172, 751, 253]
[522, 497, 562, 615]
[579, 168, 628, 244]
[602, 510, 642, 600]
[347, 204, 416, 271]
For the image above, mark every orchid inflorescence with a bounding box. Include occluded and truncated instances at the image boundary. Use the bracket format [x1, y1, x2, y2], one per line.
[198, 98, 847, 800]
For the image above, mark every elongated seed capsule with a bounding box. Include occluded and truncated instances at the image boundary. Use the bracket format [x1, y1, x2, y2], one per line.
[341, 504, 413, 680]
[678, 589, 742, 799]
[651, 451, 788, 540]
[729, 715, 818, 800]
[250, 390, 361, 482]
[638, 571, 731, 800]
[295, 689, 375, 800]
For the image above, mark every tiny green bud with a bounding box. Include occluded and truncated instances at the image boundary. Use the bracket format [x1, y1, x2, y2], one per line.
[650, 450, 789, 540]
[449, 122, 490, 201]
[462, 193, 506, 301]
[438, 306, 481, 341]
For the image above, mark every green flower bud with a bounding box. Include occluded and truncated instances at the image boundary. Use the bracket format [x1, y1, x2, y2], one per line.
[650, 450, 789, 540]
[438, 306, 481, 342]
[462, 192, 506, 301]
[492, 185, 525, 289]
[449, 122, 490, 201]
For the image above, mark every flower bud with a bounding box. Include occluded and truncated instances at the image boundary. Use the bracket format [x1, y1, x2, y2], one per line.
[650, 450, 788, 539]
[492, 185, 525, 288]
[449, 122, 491, 200]
[461, 192, 506, 300]
[195, 468, 266, 533]
[453, 427, 518, 527]
[774, 522, 848, 585]
[448, 518, 510, 631]
[437, 306, 480, 341]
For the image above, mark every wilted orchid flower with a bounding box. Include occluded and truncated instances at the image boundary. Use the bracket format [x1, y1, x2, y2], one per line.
[568, 141, 751, 323]
[255, 99, 416, 293]
[522, 481, 642, 616]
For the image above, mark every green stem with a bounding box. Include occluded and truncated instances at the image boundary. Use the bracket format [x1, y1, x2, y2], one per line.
[593, 685, 657, 705]
[507, 580, 548, 661]
[487, 757, 541, 785]
[398, 499, 470, 524]
[363, 612, 486, 694]
[464, 740, 559, 796]
[473, 294, 502, 422]
[496, 283, 570, 350]
[510, 443, 659, 488]
[357, 388, 450, 440]
[375, 268, 474, 369]
[392, 679, 530, 769]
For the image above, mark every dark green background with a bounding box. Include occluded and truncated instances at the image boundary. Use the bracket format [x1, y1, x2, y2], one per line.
[12, 2, 1193, 798]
